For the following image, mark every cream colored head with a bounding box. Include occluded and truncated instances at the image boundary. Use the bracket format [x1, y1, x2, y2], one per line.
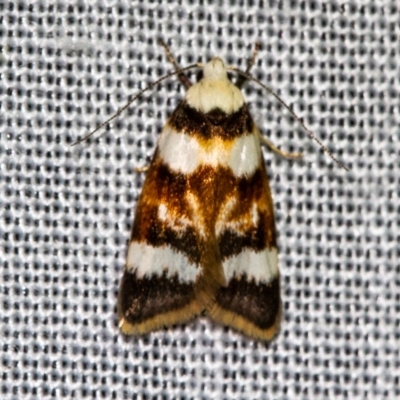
[202, 58, 228, 80]
[185, 58, 244, 114]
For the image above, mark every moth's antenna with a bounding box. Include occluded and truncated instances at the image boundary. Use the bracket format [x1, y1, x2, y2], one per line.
[231, 67, 348, 171]
[72, 63, 198, 146]
[158, 39, 191, 88]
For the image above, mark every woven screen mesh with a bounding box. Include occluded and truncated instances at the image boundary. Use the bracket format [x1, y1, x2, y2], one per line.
[1, 1, 399, 399]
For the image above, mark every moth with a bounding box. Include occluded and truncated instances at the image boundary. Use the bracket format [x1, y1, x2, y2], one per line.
[111, 42, 345, 340]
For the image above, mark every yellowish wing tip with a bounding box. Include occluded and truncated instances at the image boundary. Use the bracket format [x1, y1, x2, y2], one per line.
[209, 303, 282, 342]
[118, 301, 203, 336]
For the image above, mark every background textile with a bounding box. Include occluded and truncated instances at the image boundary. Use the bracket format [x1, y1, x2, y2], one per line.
[1, 1, 399, 399]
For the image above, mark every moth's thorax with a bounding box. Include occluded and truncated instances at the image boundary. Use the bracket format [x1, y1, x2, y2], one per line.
[185, 58, 244, 115]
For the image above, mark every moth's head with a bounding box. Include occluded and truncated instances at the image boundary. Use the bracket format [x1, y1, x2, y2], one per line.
[202, 57, 228, 81]
[185, 57, 244, 114]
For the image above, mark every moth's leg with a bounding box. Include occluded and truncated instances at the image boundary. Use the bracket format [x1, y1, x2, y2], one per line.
[236, 42, 260, 89]
[259, 131, 303, 160]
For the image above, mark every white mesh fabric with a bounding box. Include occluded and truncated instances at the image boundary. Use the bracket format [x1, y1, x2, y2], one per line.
[0, 1, 399, 399]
